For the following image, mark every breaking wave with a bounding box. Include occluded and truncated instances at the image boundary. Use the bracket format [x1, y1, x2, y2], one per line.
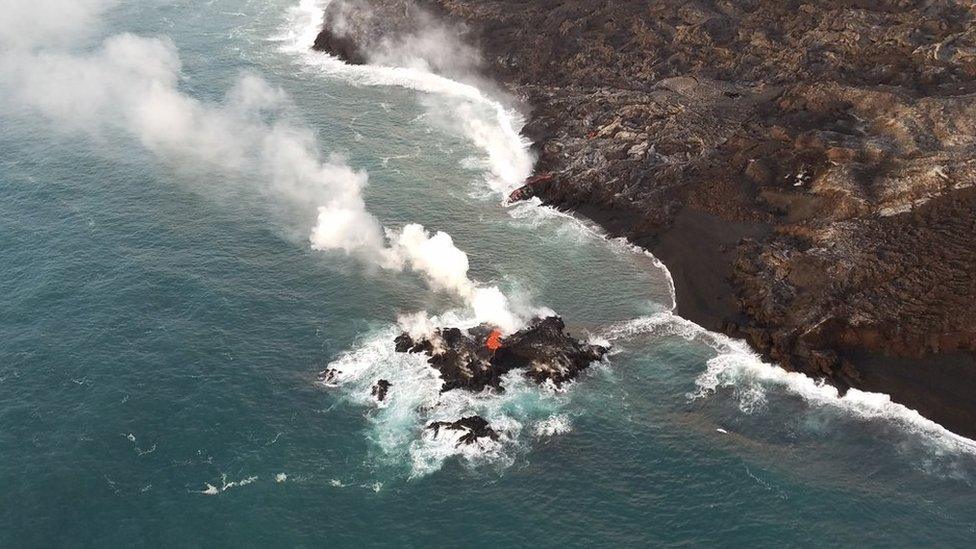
[195, 474, 259, 495]
[506, 199, 678, 310]
[275, 0, 976, 477]
[319, 310, 579, 478]
[603, 312, 976, 458]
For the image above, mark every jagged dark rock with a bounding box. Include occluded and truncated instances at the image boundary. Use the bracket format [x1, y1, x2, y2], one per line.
[394, 333, 415, 353]
[371, 379, 392, 401]
[317, 367, 341, 386]
[315, 0, 976, 437]
[312, 0, 421, 65]
[395, 316, 608, 393]
[427, 415, 500, 446]
[507, 173, 553, 203]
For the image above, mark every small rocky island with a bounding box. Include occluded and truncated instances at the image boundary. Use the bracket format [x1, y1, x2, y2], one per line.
[427, 416, 501, 446]
[395, 316, 608, 393]
[321, 317, 607, 445]
[404, 317, 606, 445]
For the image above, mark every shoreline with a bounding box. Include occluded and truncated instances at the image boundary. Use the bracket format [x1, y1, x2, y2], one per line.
[545, 188, 976, 441]
[308, 0, 976, 440]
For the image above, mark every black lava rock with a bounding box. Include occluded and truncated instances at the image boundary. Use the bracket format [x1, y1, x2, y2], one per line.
[371, 379, 392, 402]
[427, 416, 500, 446]
[394, 316, 608, 393]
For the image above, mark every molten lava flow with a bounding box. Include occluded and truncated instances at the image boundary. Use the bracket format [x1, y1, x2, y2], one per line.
[485, 329, 503, 352]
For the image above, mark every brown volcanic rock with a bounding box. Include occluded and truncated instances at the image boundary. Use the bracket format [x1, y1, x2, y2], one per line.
[315, 1, 976, 436]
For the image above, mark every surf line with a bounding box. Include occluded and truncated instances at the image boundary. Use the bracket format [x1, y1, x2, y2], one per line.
[274, 0, 976, 457]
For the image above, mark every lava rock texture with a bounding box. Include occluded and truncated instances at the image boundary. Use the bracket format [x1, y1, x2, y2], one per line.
[315, 0, 976, 437]
[427, 416, 500, 446]
[395, 316, 608, 393]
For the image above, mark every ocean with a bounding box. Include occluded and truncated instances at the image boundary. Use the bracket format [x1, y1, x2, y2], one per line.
[1, 0, 975, 546]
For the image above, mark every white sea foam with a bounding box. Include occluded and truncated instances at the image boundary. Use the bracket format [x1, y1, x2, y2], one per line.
[222, 474, 259, 490]
[600, 311, 725, 349]
[195, 474, 259, 495]
[320, 308, 576, 477]
[535, 415, 572, 437]
[694, 350, 976, 455]
[122, 433, 158, 456]
[602, 312, 976, 456]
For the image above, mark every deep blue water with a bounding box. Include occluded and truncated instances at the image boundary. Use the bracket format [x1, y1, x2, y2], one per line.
[2, 1, 976, 546]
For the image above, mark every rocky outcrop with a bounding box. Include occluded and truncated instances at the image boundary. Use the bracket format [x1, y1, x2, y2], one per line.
[427, 416, 500, 446]
[371, 379, 392, 402]
[314, 0, 976, 437]
[395, 316, 608, 393]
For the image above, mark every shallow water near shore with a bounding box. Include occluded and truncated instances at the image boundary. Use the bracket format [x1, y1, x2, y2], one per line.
[2, 0, 976, 546]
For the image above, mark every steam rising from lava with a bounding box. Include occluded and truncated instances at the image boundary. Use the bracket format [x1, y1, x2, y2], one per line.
[311, 220, 521, 333]
[0, 0, 526, 334]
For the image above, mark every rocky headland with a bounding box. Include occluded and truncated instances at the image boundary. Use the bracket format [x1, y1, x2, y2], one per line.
[313, 0, 976, 437]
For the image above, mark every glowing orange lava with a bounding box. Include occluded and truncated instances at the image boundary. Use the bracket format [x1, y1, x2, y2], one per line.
[486, 329, 503, 352]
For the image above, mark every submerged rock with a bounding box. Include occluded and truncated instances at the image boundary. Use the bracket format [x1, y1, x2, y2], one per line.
[427, 416, 500, 446]
[317, 367, 341, 386]
[395, 316, 608, 393]
[371, 379, 391, 402]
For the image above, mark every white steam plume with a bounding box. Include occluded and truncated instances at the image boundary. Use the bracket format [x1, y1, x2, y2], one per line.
[2, 29, 388, 258]
[1, 0, 523, 333]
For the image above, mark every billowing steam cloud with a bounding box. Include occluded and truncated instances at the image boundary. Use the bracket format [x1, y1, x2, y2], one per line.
[1, 0, 523, 333]
[312, 223, 518, 332]
[0, 0, 111, 50]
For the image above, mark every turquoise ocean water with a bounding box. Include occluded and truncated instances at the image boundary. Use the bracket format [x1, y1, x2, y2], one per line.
[2, 1, 976, 546]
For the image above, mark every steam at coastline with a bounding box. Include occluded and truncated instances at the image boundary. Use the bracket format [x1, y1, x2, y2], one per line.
[0, 0, 524, 333]
[277, 0, 535, 194]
